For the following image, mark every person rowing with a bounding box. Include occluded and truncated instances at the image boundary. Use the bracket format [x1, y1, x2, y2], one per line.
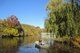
[35, 40, 45, 49]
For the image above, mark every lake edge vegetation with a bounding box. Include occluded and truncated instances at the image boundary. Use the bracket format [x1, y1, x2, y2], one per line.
[45, 0, 80, 48]
[0, 15, 42, 37]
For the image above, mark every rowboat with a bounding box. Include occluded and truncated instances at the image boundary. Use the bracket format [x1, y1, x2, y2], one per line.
[35, 41, 49, 49]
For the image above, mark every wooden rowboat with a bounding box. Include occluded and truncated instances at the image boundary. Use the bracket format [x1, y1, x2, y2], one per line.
[35, 41, 49, 49]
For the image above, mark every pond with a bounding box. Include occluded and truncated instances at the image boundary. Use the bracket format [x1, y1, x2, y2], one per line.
[0, 35, 51, 53]
[0, 35, 80, 53]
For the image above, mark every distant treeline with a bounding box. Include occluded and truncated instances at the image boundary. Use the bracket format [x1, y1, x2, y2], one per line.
[21, 24, 42, 36]
[0, 15, 42, 37]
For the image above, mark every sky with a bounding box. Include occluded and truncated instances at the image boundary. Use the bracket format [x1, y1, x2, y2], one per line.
[0, 0, 49, 28]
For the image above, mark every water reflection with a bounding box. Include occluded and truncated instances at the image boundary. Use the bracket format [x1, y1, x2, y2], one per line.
[1, 35, 80, 53]
[0, 35, 40, 53]
[0, 37, 23, 53]
[18, 43, 39, 53]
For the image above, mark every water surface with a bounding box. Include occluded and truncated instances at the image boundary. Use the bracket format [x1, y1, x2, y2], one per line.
[0, 36, 40, 53]
[0, 35, 80, 53]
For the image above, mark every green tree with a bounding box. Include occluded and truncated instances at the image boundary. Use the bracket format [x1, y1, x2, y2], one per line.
[45, 0, 80, 37]
[3, 28, 18, 36]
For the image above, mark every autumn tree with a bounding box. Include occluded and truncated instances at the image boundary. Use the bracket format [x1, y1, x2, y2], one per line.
[0, 15, 24, 36]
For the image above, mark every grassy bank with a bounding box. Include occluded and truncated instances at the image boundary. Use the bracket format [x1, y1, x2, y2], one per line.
[53, 35, 80, 48]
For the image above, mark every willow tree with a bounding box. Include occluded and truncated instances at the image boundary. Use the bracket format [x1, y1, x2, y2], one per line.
[69, 0, 80, 36]
[45, 0, 80, 37]
[46, 0, 65, 36]
[45, 19, 51, 33]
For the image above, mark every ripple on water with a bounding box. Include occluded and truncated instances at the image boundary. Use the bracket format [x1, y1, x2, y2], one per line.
[18, 43, 39, 53]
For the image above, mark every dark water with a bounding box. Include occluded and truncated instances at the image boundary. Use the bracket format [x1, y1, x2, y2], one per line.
[0, 36, 40, 53]
[0, 36, 80, 53]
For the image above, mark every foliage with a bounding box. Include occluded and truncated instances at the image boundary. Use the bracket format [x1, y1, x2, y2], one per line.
[3, 28, 18, 36]
[0, 15, 24, 36]
[45, 0, 80, 37]
[0, 15, 42, 37]
[22, 24, 42, 36]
